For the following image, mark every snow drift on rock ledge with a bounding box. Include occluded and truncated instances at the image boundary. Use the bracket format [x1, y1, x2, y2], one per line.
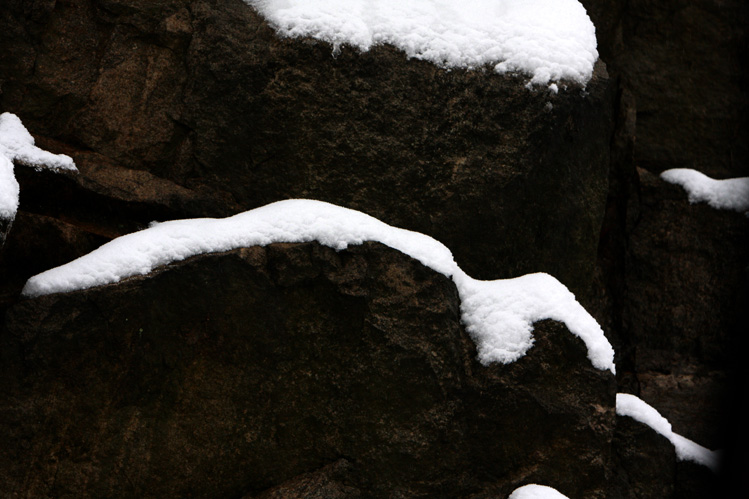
[22, 199, 615, 373]
[245, 0, 598, 86]
[660, 168, 749, 215]
[0, 113, 77, 220]
[616, 393, 720, 471]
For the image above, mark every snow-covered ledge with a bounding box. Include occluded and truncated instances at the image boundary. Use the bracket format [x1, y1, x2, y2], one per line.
[0, 113, 78, 223]
[245, 0, 598, 87]
[660, 168, 749, 215]
[22, 199, 615, 373]
[616, 393, 720, 471]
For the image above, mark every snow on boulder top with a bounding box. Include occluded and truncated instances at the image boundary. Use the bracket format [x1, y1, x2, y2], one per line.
[508, 484, 570, 499]
[0, 113, 78, 220]
[22, 199, 615, 373]
[246, 0, 599, 86]
[616, 393, 720, 471]
[660, 168, 749, 215]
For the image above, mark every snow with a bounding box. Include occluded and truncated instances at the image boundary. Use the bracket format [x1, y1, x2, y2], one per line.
[453, 271, 614, 371]
[22, 199, 616, 373]
[508, 484, 570, 499]
[0, 112, 78, 220]
[0, 153, 19, 221]
[246, 0, 598, 86]
[661, 168, 749, 215]
[616, 393, 720, 471]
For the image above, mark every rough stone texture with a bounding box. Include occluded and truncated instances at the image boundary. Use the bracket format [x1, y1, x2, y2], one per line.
[637, 371, 728, 449]
[0, 0, 741, 495]
[582, 0, 749, 481]
[0, 0, 614, 303]
[626, 169, 749, 370]
[623, 168, 749, 449]
[582, 0, 749, 178]
[611, 414, 676, 499]
[0, 241, 617, 498]
[0, 216, 11, 249]
[0, 210, 108, 305]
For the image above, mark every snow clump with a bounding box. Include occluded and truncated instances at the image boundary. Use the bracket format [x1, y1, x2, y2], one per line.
[245, 0, 599, 86]
[616, 393, 720, 471]
[0, 112, 77, 220]
[508, 484, 570, 499]
[661, 168, 749, 215]
[22, 199, 615, 374]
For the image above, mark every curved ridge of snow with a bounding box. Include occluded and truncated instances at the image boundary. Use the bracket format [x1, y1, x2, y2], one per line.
[616, 393, 720, 471]
[22, 199, 615, 373]
[246, 0, 598, 85]
[660, 168, 749, 215]
[508, 484, 570, 499]
[0, 113, 78, 220]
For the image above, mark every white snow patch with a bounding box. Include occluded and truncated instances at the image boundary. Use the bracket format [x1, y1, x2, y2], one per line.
[661, 168, 749, 215]
[508, 484, 570, 499]
[0, 113, 78, 220]
[616, 393, 720, 471]
[453, 270, 614, 371]
[246, 0, 598, 86]
[22, 199, 615, 373]
[0, 153, 20, 221]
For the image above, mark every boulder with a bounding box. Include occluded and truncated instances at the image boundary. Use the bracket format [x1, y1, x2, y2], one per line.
[0, 241, 616, 497]
[0, 0, 614, 302]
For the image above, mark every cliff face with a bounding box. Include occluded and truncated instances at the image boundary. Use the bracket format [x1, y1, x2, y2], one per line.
[1, 0, 747, 496]
[1, 242, 616, 498]
[0, 0, 613, 297]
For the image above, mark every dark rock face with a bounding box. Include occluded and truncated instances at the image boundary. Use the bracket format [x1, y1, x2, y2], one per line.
[0, 0, 743, 495]
[622, 168, 749, 448]
[582, 0, 749, 472]
[611, 415, 676, 499]
[582, 0, 749, 178]
[0, 216, 11, 248]
[0, 210, 108, 302]
[0, 242, 616, 498]
[0, 0, 613, 301]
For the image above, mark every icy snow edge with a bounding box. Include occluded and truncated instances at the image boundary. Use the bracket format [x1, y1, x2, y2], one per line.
[22, 199, 615, 373]
[245, 0, 598, 86]
[0, 113, 78, 219]
[616, 393, 720, 471]
[661, 168, 749, 215]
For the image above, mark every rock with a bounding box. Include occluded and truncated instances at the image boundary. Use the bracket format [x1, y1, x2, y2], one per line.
[582, 0, 749, 178]
[0, 210, 107, 308]
[0, 241, 616, 497]
[0, 216, 11, 249]
[625, 168, 749, 370]
[611, 414, 676, 499]
[622, 167, 749, 449]
[675, 461, 719, 499]
[246, 459, 360, 499]
[0, 0, 614, 301]
[637, 371, 728, 449]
